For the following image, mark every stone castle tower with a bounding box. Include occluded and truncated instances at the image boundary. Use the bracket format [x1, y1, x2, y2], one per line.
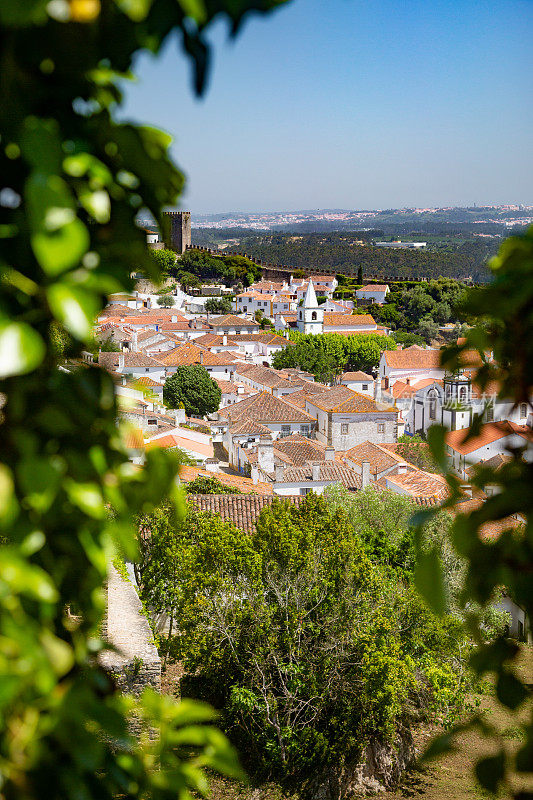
[297, 279, 324, 335]
[165, 211, 191, 254]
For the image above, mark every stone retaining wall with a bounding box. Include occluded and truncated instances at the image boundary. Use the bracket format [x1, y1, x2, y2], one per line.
[100, 565, 161, 700]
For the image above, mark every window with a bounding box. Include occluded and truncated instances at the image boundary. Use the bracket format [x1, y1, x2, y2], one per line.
[281, 425, 291, 437]
[300, 424, 309, 435]
[362, 384, 368, 390]
[428, 389, 437, 420]
[459, 386, 467, 404]
[520, 403, 527, 418]
[301, 487, 312, 496]
[341, 423, 349, 435]
[311, 311, 317, 321]
[377, 423, 385, 433]
[485, 404, 494, 422]
[147, 418, 157, 426]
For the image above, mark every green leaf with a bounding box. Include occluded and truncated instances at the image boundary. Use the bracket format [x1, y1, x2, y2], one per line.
[415, 547, 446, 616]
[40, 630, 74, 676]
[78, 189, 110, 223]
[426, 425, 448, 473]
[0, 0, 48, 25]
[475, 751, 505, 793]
[26, 172, 75, 232]
[0, 465, 19, 526]
[17, 456, 64, 513]
[0, 551, 58, 602]
[46, 284, 99, 340]
[65, 480, 106, 519]
[496, 671, 529, 711]
[115, 0, 154, 21]
[20, 118, 62, 173]
[0, 322, 45, 378]
[32, 219, 89, 276]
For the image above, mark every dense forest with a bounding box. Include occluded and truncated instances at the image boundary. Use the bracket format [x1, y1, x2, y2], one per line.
[232, 232, 498, 282]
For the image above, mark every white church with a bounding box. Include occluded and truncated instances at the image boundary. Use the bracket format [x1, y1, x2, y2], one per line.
[297, 280, 324, 334]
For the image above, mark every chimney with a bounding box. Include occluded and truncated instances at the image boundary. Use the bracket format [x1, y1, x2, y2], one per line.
[251, 465, 259, 485]
[398, 462, 408, 474]
[172, 315, 177, 323]
[406, 377, 410, 385]
[374, 378, 382, 402]
[257, 436, 274, 473]
[204, 458, 219, 473]
[199, 351, 204, 365]
[325, 447, 335, 461]
[312, 462, 321, 482]
[223, 334, 227, 346]
[131, 331, 138, 352]
[275, 463, 285, 482]
[118, 352, 125, 371]
[361, 460, 371, 489]
[121, 375, 126, 386]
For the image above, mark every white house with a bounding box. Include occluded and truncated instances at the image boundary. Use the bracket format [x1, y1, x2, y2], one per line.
[340, 371, 374, 396]
[446, 421, 533, 479]
[356, 285, 390, 305]
[305, 385, 398, 449]
[379, 345, 444, 389]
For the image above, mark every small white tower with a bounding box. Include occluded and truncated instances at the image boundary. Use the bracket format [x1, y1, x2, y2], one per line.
[297, 280, 323, 335]
[442, 371, 472, 431]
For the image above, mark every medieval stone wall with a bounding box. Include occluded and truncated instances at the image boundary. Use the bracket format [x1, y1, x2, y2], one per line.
[100, 565, 161, 701]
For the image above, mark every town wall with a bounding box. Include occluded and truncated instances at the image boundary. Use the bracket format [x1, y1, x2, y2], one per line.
[100, 566, 161, 718]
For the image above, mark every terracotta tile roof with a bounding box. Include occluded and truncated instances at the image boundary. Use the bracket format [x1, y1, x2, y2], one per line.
[98, 352, 165, 369]
[192, 334, 237, 347]
[219, 391, 315, 424]
[159, 342, 239, 367]
[123, 426, 145, 449]
[127, 376, 163, 388]
[250, 281, 285, 292]
[358, 285, 389, 292]
[392, 378, 443, 398]
[323, 313, 376, 327]
[383, 470, 448, 505]
[272, 434, 328, 466]
[284, 382, 330, 409]
[446, 421, 533, 455]
[232, 364, 298, 390]
[99, 304, 136, 317]
[215, 379, 256, 395]
[383, 345, 441, 370]
[208, 314, 260, 328]
[228, 417, 273, 436]
[341, 371, 373, 381]
[309, 274, 336, 282]
[188, 494, 304, 532]
[233, 333, 293, 346]
[306, 386, 396, 414]
[342, 441, 407, 476]
[278, 462, 362, 489]
[178, 465, 273, 495]
[145, 434, 214, 458]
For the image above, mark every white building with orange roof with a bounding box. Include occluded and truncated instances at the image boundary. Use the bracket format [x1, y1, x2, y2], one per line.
[445, 421, 533, 479]
[356, 284, 390, 305]
[379, 345, 444, 388]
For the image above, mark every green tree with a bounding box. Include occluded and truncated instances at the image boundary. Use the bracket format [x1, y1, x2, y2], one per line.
[164, 366, 222, 417]
[151, 248, 177, 277]
[418, 317, 439, 343]
[205, 297, 233, 314]
[157, 293, 175, 307]
[357, 264, 364, 284]
[396, 434, 439, 472]
[137, 493, 485, 788]
[0, 0, 286, 796]
[186, 476, 243, 494]
[178, 271, 201, 292]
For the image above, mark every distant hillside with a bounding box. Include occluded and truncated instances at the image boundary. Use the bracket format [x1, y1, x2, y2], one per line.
[230, 232, 498, 282]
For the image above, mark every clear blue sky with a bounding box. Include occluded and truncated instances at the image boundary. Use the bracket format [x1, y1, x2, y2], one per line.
[121, 0, 533, 213]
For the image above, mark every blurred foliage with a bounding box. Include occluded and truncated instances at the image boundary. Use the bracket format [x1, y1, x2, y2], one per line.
[415, 227, 533, 796]
[0, 0, 288, 796]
